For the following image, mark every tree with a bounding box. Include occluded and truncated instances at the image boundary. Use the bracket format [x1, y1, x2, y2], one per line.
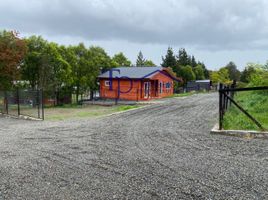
[21, 36, 45, 89]
[240, 63, 259, 83]
[224, 61, 241, 81]
[21, 37, 72, 105]
[0, 30, 27, 90]
[194, 65, 205, 80]
[197, 61, 209, 79]
[70, 44, 114, 103]
[210, 67, 231, 84]
[161, 47, 176, 68]
[190, 56, 197, 68]
[112, 52, 131, 66]
[87, 46, 115, 98]
[45, 43, 72, 104]
[136, 51, 146, 66]
[177, 65, 196, 84]
[144, 60, 156, 66]
[176, 48, 190, 66]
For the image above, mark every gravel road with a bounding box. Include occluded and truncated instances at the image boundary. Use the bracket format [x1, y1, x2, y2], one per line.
[1, 93, 268, 200]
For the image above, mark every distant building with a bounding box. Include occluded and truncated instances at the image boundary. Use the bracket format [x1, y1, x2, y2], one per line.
[98, 66, 182, 101]
[186, 80, 212, 92]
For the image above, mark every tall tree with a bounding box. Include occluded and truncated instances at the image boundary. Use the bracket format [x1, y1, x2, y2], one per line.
[197, 61, 209, 79]
[21, 36, 50, 89]
[190, 56, 197, 68]
[176, 48, 190, 66]
[112, 52, 131, 66]
[194, 65, 205, 80]
[136, 51, 146, 66]
[224, 61, 241, 81]
[0, 30, 27, 90]
[161, 47, 176, 68]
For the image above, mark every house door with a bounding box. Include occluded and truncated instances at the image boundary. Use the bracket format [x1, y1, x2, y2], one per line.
[144, 82, 150, 99]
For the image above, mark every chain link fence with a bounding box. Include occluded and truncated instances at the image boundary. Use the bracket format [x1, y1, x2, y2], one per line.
[0, 89, 44, 120]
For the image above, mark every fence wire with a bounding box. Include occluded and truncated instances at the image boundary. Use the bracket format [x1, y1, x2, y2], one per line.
[0, 89, 44, 120]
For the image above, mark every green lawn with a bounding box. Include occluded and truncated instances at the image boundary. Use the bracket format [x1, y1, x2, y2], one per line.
[223, 91, 268, 131]
[44, 104, 141, 121]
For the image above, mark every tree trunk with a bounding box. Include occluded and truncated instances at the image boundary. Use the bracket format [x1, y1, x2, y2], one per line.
[76, 86, 79, 105]
[90, 90, 94, 100]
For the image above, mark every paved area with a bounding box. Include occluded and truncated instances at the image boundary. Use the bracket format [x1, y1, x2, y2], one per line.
[1, 93, 268, 199]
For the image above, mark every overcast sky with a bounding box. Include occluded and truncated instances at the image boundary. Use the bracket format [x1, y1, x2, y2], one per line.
[1, 0, 268, 70]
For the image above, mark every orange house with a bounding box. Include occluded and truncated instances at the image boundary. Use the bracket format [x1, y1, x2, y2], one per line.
[98, 67, 182, 101]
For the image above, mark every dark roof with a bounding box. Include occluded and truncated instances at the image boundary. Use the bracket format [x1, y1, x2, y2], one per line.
[98, 66, 163, 79]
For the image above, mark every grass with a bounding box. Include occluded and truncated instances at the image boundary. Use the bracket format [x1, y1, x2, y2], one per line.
[44, 104, 140, 121]
[166, 91, 196, 98]
[223, 91, 268, 131]
[168, 91, 208, 98]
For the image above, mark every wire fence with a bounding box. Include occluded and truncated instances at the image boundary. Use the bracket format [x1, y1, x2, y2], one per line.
[0, 89, 44, 120]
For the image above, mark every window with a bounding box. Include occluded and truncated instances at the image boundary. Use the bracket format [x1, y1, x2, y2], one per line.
[159, 82, 163, 94]
[166, 82, 171, 89]
[105, 80, 111, 87]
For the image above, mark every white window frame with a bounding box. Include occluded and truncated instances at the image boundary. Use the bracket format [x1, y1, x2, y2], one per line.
[105, 80, 111, 87]
[159, 82, 163, 94]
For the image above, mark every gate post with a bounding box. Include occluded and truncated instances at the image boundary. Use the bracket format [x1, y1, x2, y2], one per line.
[219, 83, 223, 130]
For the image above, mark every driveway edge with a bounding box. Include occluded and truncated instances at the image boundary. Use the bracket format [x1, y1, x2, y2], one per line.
[210, 123, 268, 139]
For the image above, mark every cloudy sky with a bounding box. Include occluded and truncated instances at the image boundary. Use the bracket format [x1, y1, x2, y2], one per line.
[1, 0, 268, 70]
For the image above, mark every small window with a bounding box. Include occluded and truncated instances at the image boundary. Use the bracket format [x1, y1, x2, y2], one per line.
[105, 81, 111, 87]
[166, 82, 171, 89]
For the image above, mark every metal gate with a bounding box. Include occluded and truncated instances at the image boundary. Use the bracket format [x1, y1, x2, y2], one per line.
[219, 83, 268, 130]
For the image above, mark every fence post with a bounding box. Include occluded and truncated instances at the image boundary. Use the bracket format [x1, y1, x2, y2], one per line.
[219, 83, 223, 130]
[4, 91, 8, 114]
[41, 89, 44, 120]
[17, 88, 20, 116]
[37, 89, 40, 119]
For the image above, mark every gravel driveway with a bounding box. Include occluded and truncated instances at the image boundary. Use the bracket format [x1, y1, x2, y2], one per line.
[1, 93, 268, 199]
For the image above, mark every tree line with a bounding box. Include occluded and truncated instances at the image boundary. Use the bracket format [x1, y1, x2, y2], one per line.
[161, 47, 209, 84]
[1, 30, 266, 104]
[0, 30, 210, 103]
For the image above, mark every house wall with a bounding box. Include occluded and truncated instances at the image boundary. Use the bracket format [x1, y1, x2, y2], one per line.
[151, 71, 174, 98]
[99, 71, 175, 101]
[100, 79, 142, 101]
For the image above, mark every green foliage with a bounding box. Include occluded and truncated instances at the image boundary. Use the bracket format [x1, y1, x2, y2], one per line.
[176, 48, 190, 66]
[240, 63, 261, 83]
[136, 51, 146, 66]
[177, 65, 196, 84]
[161, 47, 176, 68]
[210, 67, 231, 84]
[163, 47, 209, 82]
[112, 52, 131, 66]
[223, 66, 268, 131]
[144, 60, 156, 66]
[223, 91, 268, 131]
[21, 36, 115, 104]
[136, 51, 156, 67]
[193, 65, 205, 80]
